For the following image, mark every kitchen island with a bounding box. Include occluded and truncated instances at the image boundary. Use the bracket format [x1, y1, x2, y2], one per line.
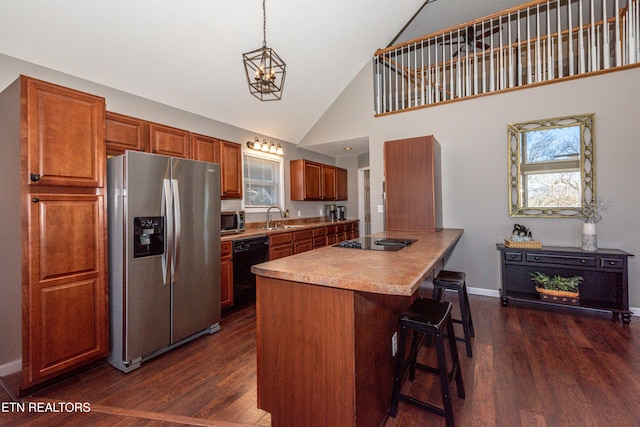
[251, 228, 463, 427]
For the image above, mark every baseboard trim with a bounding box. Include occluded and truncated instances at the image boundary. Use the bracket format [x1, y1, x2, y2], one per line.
[466, 286, 639, 317]
[0, 359, 21, 377]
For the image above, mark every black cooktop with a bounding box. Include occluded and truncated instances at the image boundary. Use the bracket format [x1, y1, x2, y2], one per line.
[333, 237, 417, 251]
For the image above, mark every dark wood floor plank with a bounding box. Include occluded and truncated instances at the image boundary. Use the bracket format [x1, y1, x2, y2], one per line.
[2, 294, 639, 427]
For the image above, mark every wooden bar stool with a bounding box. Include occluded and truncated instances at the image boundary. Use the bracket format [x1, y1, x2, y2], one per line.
[433, 270, 474, 358]
[389, 297, 465, 427]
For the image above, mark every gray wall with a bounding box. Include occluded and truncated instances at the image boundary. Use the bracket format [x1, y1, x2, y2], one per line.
[300, 63, 640, 309]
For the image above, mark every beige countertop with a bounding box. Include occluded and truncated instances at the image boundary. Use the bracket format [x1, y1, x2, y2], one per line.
[221, 219, 359, 241]
[251, 228, 463, 296]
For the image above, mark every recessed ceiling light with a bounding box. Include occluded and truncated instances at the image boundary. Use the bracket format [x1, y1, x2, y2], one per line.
[343, 147, 352, 151]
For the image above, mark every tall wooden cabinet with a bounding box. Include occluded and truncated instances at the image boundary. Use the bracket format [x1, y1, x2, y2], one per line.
[384, 135, 442, 232]
[0, 76, 109, 395]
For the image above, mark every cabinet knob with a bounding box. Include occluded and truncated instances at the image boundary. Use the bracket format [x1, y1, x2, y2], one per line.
[534, 256, 540, 260]
[510, 255, 517, 259]
[32, 197, 40, 203]
[610, 261, 616, 265]
[581, 260, 586, 264]
[152, 149, 157, 153]
[30, 173, 41, 182]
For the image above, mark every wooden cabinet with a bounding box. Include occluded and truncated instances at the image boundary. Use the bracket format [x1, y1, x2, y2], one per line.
[497, 244, 634, 323]
[27, 193, 108, 383]
[191, 133, 219, 164]
[384, 135, 442, 232]
[326, 225, 338, 245]
[293, 229, 313, 254]
[221, 241, 233, 309]
[0, 76, 109, 394]
[25, 78, 105, 188]
[269, 232, 294, 260]
[291, 159, 322, 200]
[322, 165, 337, 200]
[105, 112, 243, 199]
[149, 123, 190, 158]
[219, 140, 243, 199]
[337, 167, 348, 200]
[312, 227, 327, 248]
[106, 111, 149, 155]
[291, 159, 348, 201]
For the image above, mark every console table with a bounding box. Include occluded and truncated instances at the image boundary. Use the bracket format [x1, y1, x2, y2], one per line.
[497, 244, 633, 324]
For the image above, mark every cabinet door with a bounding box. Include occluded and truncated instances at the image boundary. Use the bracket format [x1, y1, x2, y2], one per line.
[219, 140, 242, 199]
[384, 135, 441, 232]
[304, 161, 322, 200]
[24, 77, 105, 188]
[106, 111, 149, 155]
[336, 168, 348, 200]
[25, 193, 108, 388]
[149, 123, 190, 158]
[322, 165, 337, 200]
[191, 133, 220, 164]
[221, 241, 233, 308]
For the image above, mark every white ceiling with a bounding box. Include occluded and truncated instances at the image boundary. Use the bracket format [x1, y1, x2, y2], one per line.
[0, 0, 528, 155]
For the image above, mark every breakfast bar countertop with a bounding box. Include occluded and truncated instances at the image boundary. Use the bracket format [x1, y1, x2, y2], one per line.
[251, 228, 463, 296]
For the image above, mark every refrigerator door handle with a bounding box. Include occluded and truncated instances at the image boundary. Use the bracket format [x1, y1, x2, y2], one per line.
[171, 178, 181, 283]
[162, 178, 173, 286]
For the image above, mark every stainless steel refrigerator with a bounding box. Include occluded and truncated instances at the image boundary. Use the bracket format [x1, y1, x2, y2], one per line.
[107, 151, 221, 373]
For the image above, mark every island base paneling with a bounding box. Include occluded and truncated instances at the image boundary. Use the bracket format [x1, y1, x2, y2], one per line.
[256, 276, 411, 427]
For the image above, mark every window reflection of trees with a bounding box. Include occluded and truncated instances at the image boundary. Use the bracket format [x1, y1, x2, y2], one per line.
[522, 127, 581, 208]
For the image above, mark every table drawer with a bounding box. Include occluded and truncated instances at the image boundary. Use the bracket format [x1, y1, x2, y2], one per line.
[503, 251, 522, 262]
[525, 253, 597, 267]
[601, 257, 623, 269]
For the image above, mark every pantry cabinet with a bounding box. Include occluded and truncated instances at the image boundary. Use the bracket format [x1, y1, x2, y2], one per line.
[384, 135, 442, 232]
[0, 76, 109, 395]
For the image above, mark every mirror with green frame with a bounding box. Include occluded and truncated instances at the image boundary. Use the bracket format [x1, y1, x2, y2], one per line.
[508, 114, 595, 218]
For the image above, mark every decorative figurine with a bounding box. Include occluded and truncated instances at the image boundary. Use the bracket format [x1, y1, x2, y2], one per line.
[511, 224, 533, 242]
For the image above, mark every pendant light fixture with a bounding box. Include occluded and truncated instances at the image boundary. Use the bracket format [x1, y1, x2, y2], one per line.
[242, 0, 286, 101]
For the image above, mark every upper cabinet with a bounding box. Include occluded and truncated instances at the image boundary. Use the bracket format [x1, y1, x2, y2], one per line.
[291, 159, 347, 201]
[191, 133, 219, 164]
[149, 123, 190, 158]
[105, 112, 243, 199]
[219, 140, 242, 199]
[106, 111, 149, 155]
[25, 77, 106, 188]
[336, 167, 348, 200]
[322, 165, 337, 200]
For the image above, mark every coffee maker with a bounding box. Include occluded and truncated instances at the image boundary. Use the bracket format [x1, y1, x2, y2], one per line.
[325, 204, 337, 222]
[337, 206, 346, 221]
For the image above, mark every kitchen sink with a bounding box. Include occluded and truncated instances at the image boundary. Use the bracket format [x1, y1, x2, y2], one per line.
[262, 224, 304, 231]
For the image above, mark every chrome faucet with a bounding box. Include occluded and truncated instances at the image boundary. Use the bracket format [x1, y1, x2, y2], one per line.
[266, 205, 287, 229]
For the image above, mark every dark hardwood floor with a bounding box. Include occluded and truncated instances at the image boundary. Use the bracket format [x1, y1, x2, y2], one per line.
[2, 294, 639, 426]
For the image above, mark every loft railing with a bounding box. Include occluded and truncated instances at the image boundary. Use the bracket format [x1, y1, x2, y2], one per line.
[373, 0, 639, 115]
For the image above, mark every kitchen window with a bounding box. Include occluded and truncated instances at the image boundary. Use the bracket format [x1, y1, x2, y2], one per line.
[243, 151, 284, 210]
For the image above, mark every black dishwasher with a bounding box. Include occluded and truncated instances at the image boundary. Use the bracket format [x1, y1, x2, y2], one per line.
[233, 235, 269, 307]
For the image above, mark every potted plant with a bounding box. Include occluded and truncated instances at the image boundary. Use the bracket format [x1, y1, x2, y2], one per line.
[530, 271, 583, 306]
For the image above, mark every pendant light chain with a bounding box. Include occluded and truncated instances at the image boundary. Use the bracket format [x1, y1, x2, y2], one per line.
[262, 0, 267, 48]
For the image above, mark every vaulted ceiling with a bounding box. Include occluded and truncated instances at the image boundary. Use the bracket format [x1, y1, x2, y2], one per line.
[0, 0, 528, 145]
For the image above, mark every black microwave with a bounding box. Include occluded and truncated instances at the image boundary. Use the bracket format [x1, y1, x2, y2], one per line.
[221, 210, 245, 234]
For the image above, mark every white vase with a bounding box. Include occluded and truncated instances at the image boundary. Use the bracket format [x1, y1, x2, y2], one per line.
[582, 222, 597, 251]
